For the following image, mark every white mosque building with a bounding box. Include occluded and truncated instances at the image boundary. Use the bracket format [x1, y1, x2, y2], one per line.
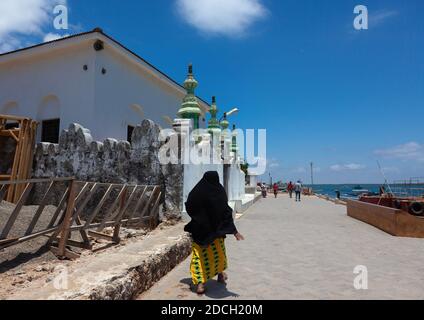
[0, 28, 209, 143]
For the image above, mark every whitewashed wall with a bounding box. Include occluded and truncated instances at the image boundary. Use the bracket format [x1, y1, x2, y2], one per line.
[92, 46, 187, 140]
[227, 164, 246, 201]
[0, 42, 95, 141]
[0, 34, 207, 142]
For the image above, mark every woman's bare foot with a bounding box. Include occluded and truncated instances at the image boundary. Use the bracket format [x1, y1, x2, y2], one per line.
[196, 283, 206, 295]
[217, 272, 228, 284]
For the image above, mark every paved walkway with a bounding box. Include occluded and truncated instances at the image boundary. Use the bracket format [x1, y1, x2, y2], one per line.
[139, 195, 424, 300]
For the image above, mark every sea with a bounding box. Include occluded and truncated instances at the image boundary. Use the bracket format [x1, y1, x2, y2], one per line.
[306, 184, 382, 200]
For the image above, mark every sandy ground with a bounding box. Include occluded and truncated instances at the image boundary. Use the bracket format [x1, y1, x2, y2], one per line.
[0, 202, 60, 271]
[0, 201, 152, 299]
[139, 195, 424, 300]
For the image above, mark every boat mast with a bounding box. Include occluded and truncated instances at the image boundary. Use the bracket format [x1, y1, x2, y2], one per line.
[377, 161, 394, 195]
[310, 162, 314, 186]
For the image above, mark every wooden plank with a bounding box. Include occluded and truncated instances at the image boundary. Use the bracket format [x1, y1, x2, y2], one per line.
[140, 186, 159, 218]
[6, 119, 23, 202]
[75, 216, 91, 246]
[96, 185, 127, 232]
[83, 184, 115, 230]
[114, 185, 138, 225]
[25, 180, 55, 235]
[112, 186, 137, 243]
[50, 246, 80, 260]
[0, 184, 9, 203]
[71, 218, 150, 231]
[70, 183, 99, 226]
[13, 120, 29, 202]
[69, 181, 92, 225]
[0, 177, 74, 186]
[8, 129, 19, 142]
[75, 182, 92, 203]
[64, 238, 92, 250]
[47, 187, 70, 228]
[0, 129, 20, 138]
[20, 121, 36, 198]
[0, 114, 31, 121]
[0, 238, 19, 246]
[87, 230, 114, 241]
[0, 183, 33, 239]
[124, 186, 148, 225]
[135, 186, 160, 228]
[57, 180, 77, 257]
[149, 191, 162, 229]
[0, 226, 59, 250]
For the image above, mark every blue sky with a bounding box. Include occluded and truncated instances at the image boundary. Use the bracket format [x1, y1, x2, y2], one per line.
[1, 0, 423, 184]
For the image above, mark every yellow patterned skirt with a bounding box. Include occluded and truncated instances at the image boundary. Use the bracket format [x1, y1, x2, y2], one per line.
[190, 237, 228, 285]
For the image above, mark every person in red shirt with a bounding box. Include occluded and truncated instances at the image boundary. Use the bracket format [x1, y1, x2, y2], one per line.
[287, 181, 294, 198]
[273, 183, 279, 198]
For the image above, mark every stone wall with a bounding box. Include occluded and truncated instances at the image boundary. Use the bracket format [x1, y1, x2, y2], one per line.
[32, 120, 183, 218]
[31, 118, 247, 220]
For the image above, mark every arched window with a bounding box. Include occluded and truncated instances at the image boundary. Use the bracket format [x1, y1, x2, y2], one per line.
[37, 95, 61, 143]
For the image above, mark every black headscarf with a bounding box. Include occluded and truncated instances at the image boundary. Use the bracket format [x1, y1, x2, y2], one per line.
[184, 171, 237, 246]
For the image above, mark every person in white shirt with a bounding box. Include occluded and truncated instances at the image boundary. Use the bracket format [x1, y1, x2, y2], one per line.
[294, 181, 302, 202]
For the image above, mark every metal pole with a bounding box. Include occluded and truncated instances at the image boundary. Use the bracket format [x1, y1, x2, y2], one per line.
[310, 162, 314, 186]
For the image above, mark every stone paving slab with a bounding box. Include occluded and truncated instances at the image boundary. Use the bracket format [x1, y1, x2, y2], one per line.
[139, 195, 424, 300]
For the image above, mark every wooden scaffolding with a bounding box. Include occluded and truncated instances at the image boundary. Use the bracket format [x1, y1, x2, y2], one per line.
[0, 114, 38, 203]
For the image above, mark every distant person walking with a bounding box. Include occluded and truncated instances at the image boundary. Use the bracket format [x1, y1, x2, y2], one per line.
[294, 180, 302, 202]
[335, 190, 341, 200]
[273, 183, 279, 198]
[261, 183, 267, 198]
[184, 172, 244, 295]
[287, 181, 294, 198]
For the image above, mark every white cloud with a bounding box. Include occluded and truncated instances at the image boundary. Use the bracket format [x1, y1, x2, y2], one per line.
[371, 9, 398, 27]
[176, 0, 268, 37]
[0, 0, 67, 52]
[330, 163, 366, 172]
[43, 32, 68, 42]
[375, 142, 424, 162]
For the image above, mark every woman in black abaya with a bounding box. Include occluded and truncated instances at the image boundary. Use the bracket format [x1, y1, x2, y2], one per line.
[184, 171, 244, 294]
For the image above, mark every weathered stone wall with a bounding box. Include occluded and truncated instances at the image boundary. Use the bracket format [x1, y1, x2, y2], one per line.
[32, 120, 183, 218]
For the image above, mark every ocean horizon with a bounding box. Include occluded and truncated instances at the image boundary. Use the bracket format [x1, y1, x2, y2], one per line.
[306, 184, 383, 199]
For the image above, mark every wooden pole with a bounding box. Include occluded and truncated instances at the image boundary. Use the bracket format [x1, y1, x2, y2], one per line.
[57, 180, 77, 258]
[6, 119, 23, 202]
[112, 187, 128, 243]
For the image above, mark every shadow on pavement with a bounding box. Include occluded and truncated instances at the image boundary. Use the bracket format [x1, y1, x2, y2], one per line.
[180, 278, 240, 299]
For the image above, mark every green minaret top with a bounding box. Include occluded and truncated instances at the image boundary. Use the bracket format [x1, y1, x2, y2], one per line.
[220, 113, 229, 131]
[231, 124, 238, 154]
[177, 64, 202, 129]
[208, 96, 221, 133]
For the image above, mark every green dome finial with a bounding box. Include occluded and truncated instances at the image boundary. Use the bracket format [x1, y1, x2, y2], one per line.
[208, 96, 221, 137]
[231, 124, 238, 154]
[220, 113, 229, 131]
[177, 63, 202, 129]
